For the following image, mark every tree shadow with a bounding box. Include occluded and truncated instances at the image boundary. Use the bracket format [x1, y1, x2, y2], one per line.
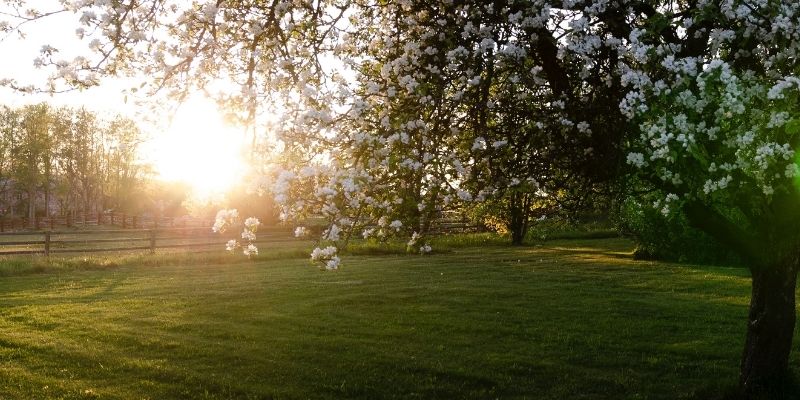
[688, 372, 800, 400]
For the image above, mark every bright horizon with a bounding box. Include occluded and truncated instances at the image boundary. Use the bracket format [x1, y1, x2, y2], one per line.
[142, 96, 249, 198]
[2, 90, 251, 200]
[0, 4, 250, 200]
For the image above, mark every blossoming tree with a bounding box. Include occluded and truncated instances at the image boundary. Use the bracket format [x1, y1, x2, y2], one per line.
[609, 1, 800, 390]
[5, 0, 800, 394]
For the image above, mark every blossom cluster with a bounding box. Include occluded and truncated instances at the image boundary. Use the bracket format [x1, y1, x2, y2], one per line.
[213, 209, 260, 258]
[627, 61, 800, 211]
[310, 246, 340, 270]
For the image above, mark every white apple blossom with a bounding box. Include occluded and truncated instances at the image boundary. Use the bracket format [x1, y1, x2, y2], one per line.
[407, 232, 421, 248]
[213, 209, 239, 233]
[389, 220, 402, 231]
[243, 243, 259, 257]
[324, 224, 341, 241]
[241, 230, 256, 241]
[244, 217, 261, 230]
[325, 256, 341, 270]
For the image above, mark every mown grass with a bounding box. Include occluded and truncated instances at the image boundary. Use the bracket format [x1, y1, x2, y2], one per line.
[0, 239, 315, 277]
[0, 231, 603, 277]
[0, 237, 798, 399]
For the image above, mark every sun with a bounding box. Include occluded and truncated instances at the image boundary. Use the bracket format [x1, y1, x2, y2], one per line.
[147, 96, 248, 198]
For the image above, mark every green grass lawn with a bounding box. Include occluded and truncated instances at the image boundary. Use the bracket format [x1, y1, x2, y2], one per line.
[0, 238, 797, 399]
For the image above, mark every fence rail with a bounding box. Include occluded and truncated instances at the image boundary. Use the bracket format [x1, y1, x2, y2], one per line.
[0, 226, 296, 256]
[0, 219, 485, 257]
[0, 212, 212, 233]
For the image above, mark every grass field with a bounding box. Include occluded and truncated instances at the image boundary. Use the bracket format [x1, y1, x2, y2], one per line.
[0, 237, 798, 399]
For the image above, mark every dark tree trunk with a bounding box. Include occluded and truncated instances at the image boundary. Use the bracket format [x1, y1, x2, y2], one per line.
[511, 225, 525, 245]
[739, 257, 799, 395]
[683, 200, 799, 394]
[509, 192, 525, 245]
[421, 186, 440, 235]
[509, 192, 535, 246]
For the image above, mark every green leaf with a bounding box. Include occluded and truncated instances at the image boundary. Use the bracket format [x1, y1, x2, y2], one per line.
[645, 13, 669, 35]
[785, 119, 800, 135]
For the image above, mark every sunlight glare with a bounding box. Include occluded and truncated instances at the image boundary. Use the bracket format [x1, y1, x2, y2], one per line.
[149, 96, 247, 198]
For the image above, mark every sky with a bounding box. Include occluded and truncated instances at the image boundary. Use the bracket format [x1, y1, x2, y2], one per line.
[0, 3, 249, 197]
[0, 3, 130, 113]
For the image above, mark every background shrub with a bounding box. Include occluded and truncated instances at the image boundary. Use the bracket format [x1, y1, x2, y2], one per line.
[616, 197, 742, 266]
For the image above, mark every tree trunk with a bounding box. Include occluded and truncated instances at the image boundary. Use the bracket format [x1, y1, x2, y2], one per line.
[27, 188, 35, 227]
[509, 192, 525, 245]
[739, 257, 799, 395]
[421, 186, 441, 235]
[511, 225, 524, 245]
[44, 185, 50, 220]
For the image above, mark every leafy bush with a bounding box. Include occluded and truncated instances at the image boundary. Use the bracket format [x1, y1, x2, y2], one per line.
[522, 210, 617, 242]
[616, 197, 742, 266]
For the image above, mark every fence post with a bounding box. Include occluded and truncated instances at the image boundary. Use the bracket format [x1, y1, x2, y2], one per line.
[44, 231, 51, 257]
[132, 216, 138, 229]
[122, 213, 127, 229]
[149, 229, 156, 254]
[0, 217, 3, 232]
[35, 216, 40, 230]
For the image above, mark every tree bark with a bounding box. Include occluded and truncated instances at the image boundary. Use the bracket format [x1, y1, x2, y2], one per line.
[44, 181, 50, 221]
[509, 192, 525, 245]
[27, 188, 35, 227]
[739, 257, 799, 395]
[510, 225, 524, 245]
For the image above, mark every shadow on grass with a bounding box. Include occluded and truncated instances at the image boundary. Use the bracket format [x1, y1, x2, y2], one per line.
[3, 236, 800, 399]
[688, 373, 800, 400]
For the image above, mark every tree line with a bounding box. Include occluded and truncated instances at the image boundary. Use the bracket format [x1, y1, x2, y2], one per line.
[0, 103, 146, 224]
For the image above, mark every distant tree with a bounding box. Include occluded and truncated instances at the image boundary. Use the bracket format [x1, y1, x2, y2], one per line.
[11, 103, 53, 224]
[0, 104, 148, 220]
[147, 180, 190, 219]
[0, 106, 17, 216]
[57, 107, 100, 218]
[103, 115, 146, 213]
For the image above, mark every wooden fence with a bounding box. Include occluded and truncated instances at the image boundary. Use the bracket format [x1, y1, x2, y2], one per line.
[0, 219, 486, 257]
[0, 226, 295, 256]
[428, 221, 483, 235]
[0, 212, 211, 233]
